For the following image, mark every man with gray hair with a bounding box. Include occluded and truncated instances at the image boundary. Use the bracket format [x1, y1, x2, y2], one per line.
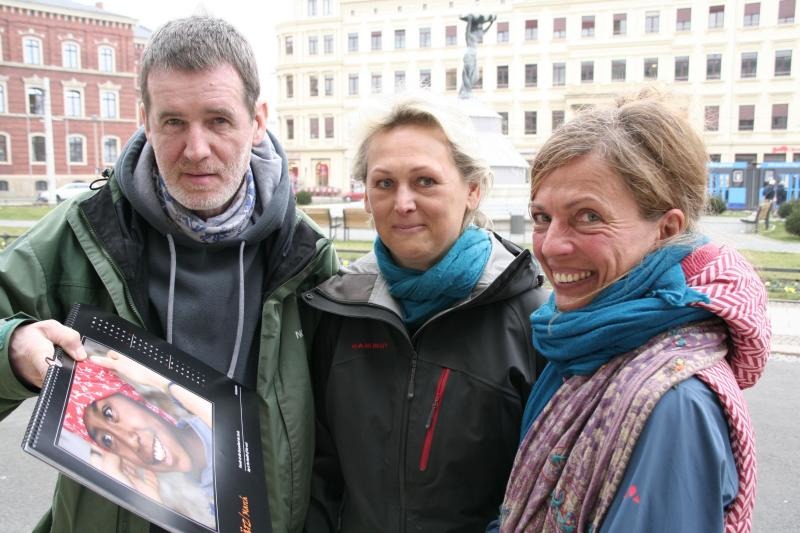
[0, 16, 336, 533]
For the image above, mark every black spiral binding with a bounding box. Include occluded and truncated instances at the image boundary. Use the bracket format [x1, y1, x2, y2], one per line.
[21, 303, 82, 451]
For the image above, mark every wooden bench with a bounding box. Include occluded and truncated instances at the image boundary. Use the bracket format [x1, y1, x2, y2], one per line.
[740, 201, 772, 233]
[343, 208, 372, 240]
[301, 207, 342, 239]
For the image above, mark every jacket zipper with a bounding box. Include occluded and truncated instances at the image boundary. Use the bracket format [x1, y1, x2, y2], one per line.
[419, 367, 451, 471]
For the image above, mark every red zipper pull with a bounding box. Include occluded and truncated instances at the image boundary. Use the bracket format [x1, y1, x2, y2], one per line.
[419, 368, 451, 471]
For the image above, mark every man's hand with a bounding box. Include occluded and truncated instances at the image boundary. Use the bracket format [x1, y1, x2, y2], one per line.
[8, 320, 87, 389]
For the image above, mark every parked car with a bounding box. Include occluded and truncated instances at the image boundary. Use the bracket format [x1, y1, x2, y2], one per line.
[37, 182, 91, 203]
[342, 190, 365, 202]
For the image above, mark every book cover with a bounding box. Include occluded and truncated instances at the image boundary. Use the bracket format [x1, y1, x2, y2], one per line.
[22, 304, 270, 533]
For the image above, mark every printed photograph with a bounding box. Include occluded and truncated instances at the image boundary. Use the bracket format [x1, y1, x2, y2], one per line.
[58, 338, 217, 530]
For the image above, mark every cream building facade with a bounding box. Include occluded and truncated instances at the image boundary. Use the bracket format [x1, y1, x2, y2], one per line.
[275, 0, 798, 193]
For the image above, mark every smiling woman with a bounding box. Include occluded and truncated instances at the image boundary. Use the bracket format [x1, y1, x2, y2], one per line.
[302, 93, 549, 532]
[495, 90, 771, 533]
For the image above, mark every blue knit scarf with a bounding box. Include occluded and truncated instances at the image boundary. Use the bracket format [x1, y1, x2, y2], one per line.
[374, 226, 492, 328]
[520, 241, 714, 438]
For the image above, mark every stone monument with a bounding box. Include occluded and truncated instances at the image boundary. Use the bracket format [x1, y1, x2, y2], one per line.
[458, 14, 529, 226]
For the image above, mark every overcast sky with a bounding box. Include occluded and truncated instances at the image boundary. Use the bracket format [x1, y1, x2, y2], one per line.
[97, 0, 294, 108]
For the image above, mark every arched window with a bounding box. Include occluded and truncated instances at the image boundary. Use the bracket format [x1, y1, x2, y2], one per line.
[23, 37, 42, 65]
[67, 135, 85, 164]
[98, 45, 115, 72]
[65, 89, 82, 117]
[0, 133, 9, 164]
[62, 41, 80, 69]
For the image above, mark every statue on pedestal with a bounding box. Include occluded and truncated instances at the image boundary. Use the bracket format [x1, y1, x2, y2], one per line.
[459, 14, 496, 98]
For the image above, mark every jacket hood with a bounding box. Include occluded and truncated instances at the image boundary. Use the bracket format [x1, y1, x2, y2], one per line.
[315, 231, 542, 316]
[114, 127, 292, 249]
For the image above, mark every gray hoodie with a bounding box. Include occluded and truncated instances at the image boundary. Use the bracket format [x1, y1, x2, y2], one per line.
[115, 128, 295, 386]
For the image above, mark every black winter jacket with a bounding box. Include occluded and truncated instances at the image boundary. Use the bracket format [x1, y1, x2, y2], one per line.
[303, 234, 548, 532]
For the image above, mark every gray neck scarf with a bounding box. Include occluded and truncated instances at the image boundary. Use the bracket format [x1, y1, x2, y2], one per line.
[155, 169, 257, 244]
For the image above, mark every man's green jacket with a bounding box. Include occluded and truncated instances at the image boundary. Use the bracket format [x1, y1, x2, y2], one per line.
[0, 178, 337, 532]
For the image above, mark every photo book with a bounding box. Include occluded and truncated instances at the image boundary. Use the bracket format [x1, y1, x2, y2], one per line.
[22, 303, 270, 533]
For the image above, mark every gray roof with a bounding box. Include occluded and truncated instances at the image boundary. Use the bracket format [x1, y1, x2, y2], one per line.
[19, 0, 136, 22]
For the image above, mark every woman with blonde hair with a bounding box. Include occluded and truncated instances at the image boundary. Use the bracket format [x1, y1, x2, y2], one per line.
[496, 91, 769, 532]
[303, 93, 548, 532]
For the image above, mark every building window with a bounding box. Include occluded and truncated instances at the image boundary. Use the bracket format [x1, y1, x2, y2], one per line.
[709, 154, 722, 163]
[705, 106, 720, 131]
[552, 110, 565, 131]
[0, 134, 9, 163]
[419, 27, 431, 48]
[324, 75, 333, 96]
[100, 91, 117, 119]
[708, 5, 725, 28]
[285, 36, 294, 55]
[445, 25, 457, 46]
[28, 87, 44, 115]
[286, 119, 294, 141]
[0, 181, 7, 191]
[307, 0, 317, 16]
[322, 0, 331, 15]
[286, 75, 294, 98]
[348, 33, 358, 52]
[676, 8, 692, 31]
[738, 105, 755, 131]
[772, 104, 789, 130]
[308, 36, 318, 55]
[743, 3, 760, 26]
[613, 13, 627, 35]
[498, 112, 508, 135]
[552, 63, 565, 86]
[309, 117, 319, 139]
[496, 65, 509, 88]
[102, 136, 119, 164]
[525, 19, 538, 40]
[612, 59, 627, 81]
[497, 22, 509, 43]
[675, 56, 690, 81]
[446, 68, 457, 91]
[395, 29, 406, 49]
[35, 180, 47, 191]
[30, 135, 46, 163]
[0, 84, 5, 113]
[65, 89, 82, 117]
[474, 67, 483, 89]
[775, 50, 792, 76]
[371, 31, 382, 51]
[309, 75, 319, 97]
[644, 58, 658, 80]
[524, 111, 537, 135]
[324, 34, 333, 54]
[553, 17, 566, 39]
[98, 45, 115, 72]
[68, 135, 85, 164]
[62, 42, 80, 69]
[645, 11, 660, 33]
[706, 54, 722, 80]
[581, 16, 595, 37]
[371, 73, 382, 94]
[581, 61, 594, 83]
[525, 63, 538, 87]
[395, 70, 406, 91]
[23, 37, 42, 65]
[419, 69, 431, 88]
[778, 0, 795, 23]
[324, 116, 334, 139]
[741, 52, 758, 78]
[348, 74, 359, 95]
